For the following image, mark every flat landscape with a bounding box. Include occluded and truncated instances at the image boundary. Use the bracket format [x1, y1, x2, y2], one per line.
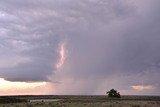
[0, 95, 160, 107]
[1, 0, 160, 107]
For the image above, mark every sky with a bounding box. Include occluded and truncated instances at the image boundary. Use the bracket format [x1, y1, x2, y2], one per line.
[0, 0, 160, 95]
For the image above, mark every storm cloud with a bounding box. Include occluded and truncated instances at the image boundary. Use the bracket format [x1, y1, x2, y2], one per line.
[0, 0, 160, 95]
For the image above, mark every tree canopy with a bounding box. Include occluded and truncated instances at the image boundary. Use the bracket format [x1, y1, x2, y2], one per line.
[106, 89, 121, 98]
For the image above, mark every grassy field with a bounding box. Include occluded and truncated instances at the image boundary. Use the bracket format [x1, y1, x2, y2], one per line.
[0, 95, 160, 107]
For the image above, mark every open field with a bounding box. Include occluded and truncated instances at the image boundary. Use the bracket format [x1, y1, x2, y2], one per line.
[0, 95, 160, 107]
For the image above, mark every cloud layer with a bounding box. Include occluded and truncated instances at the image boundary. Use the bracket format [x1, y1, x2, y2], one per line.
[0, 0, 160, 95]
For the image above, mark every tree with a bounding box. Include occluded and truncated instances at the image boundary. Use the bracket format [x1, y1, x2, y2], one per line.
[106, 89, 121, 98]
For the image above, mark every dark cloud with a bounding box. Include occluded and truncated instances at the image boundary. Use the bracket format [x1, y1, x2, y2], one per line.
[0, 0, 160, 95]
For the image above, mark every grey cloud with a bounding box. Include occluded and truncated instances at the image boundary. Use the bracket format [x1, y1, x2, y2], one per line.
[52, 0, 160, 95]
[0, 0, 160, 95]
[0, 0, 133, 82]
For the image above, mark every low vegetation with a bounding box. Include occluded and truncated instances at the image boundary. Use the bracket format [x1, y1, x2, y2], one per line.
[0, 96, 27, 104]
[0, 95, 160, 107]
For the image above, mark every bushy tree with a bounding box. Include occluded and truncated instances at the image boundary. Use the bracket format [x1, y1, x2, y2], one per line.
[106, 89, 121, 98]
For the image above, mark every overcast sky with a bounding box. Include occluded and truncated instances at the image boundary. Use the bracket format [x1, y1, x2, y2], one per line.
[0, 0, 160, 95]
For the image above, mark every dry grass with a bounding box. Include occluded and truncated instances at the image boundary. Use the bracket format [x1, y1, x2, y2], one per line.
[1, 100, 160, 107]
[0, 95, 160, 107]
